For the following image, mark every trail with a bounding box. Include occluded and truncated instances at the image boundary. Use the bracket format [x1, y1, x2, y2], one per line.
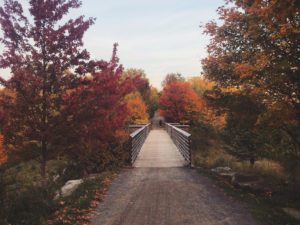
[90, 128, 256, 225]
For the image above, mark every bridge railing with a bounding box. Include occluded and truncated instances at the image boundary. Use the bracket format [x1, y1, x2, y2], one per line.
[129, 123, 151, 164]
[165, 123, 192, 165]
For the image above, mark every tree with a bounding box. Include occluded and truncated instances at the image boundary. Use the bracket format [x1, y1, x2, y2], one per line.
[0, 0, 94, 177]
[202, 0, 300, 124]
[161, 73, 184, 87]
[126, 92, 149, 125]
[159, 81, 204, 124]
[148, 87, 159, 118]
[188, 77, 215, 97]
[122, 68, 159, 118]
[122, 68, 150, 102]
[62, 45, 133, 173]
[202, 0, 300, 168]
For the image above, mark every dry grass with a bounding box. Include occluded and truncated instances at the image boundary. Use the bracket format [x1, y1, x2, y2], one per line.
[194, 145, 287, 182]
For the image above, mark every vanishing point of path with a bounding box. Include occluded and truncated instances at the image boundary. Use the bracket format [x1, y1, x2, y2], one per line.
[91, 129, 257, 225]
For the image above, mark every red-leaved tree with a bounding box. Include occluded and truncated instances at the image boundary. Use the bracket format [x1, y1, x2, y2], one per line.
[159, 81, 204, 124]
[61, 44, 134, 173]
[0, 0, 94, 177]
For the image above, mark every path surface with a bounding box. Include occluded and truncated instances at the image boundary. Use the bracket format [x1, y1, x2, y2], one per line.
[134, 130, 187, 168]
[90, 129, 257, 225]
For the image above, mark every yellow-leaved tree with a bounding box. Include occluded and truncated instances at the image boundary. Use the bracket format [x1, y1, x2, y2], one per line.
[126, 92, 149, 124]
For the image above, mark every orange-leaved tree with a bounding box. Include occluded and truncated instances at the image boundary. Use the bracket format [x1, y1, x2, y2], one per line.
[159, 81, 204, 124]
[0, 133, 7, 165]
[126, 92, 149, 124]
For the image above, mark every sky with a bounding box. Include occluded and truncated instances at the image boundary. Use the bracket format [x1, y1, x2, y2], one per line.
[0, 0, 224, 89]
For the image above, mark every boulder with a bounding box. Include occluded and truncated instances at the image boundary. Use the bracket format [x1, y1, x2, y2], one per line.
[54, 179, 83, 200]
[211, 166, 232, 174]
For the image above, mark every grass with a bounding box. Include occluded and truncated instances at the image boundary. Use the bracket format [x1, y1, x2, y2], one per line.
[192, 132, 300, 225]
[0, 158, 119, 225]
[48, 171, 118, 225]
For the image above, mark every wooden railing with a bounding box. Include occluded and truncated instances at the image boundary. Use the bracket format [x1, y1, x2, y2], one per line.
[165, 123, 192, 165]
[129, 123, 151, 164]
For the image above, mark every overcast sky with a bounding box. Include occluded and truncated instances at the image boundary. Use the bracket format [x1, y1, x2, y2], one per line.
[0, 0, 224, 89]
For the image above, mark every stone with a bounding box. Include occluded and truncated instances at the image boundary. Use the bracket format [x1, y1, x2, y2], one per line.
[54, 179, 83, 200]
[211, 166, 232, 174]
[282, 208, 300, 221]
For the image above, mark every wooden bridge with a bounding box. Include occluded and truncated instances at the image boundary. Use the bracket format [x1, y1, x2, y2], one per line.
[129, 123, 192, 167]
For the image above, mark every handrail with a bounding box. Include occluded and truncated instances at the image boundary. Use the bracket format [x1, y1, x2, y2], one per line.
[129, 123, 151, 164]
[165, 123, 192, 165]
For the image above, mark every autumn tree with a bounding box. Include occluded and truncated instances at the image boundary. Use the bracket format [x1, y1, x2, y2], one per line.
[122, 68, 159, 118]
[61, 45, 133, 173]
[202, 0, 300, 168]
[122, 68, 150, 102]
[0, 0, 94, 177]
[148, 87, 159, 118]
[126, 92, 149, 125]
[188, 77, 215, 97]
[161, 73, 185, 87]
[159, 81, 204, 124]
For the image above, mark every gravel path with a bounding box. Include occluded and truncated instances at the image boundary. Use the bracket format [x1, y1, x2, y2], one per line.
[90, 167, 257, 225]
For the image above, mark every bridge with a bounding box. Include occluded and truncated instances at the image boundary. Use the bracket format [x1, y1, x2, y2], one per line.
[129, 123, 191, 168]
[91, 121, 257, 225]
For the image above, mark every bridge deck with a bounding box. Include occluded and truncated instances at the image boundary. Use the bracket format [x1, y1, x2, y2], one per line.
[134, 129, 187, 167]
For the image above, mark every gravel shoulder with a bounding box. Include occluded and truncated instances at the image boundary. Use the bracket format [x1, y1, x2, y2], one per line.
[90, 167, 257, 225]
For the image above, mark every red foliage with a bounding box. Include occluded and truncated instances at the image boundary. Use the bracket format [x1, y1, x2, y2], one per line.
[159, 81, 204, 123]
[62, 45, 134, 172]
[0, 0, 94, 176]
[0, 133, 7, 165]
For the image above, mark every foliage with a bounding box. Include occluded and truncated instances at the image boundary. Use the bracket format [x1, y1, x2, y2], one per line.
[126, 92, 149, 124]
[62, 45, 132, 174]
[147, 87, 159, 118]
[202, 0, 300, 171]
[0, 0, 94, 177]
[49, 172, 117, 225]
[161, 73, 185, 87]
[122, 68, 159, 118]
[159, 81, 204, 124]
[0, 134, 7, 165]
[202, 0, 300, 111]
[122, 68, 150, 103]
[188, 76, 215, 96]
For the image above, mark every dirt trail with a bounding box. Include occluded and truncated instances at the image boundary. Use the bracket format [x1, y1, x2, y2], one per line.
[90, 167, 257, 225]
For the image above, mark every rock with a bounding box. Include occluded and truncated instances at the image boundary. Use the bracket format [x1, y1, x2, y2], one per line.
[54, 179, 83, 200]
[211, 166, 232, 174]
[282, 208, 300, 221]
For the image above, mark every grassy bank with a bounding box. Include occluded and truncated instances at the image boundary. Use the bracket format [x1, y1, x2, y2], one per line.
[192, 126, 300, 225]
[0, 159, 118, 225]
